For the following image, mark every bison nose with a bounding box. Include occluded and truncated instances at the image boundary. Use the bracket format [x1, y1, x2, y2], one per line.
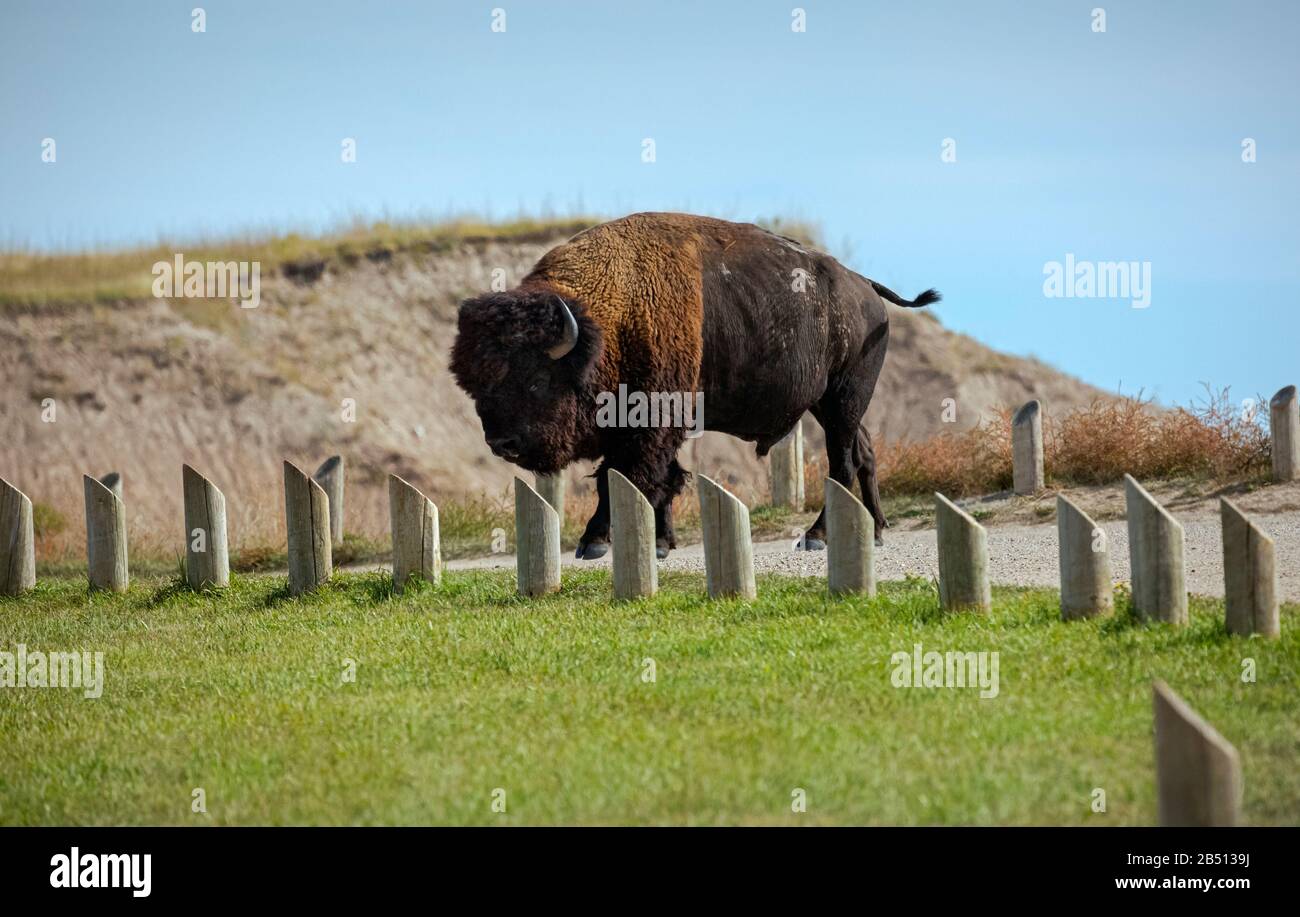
[487, 434, 521, 458]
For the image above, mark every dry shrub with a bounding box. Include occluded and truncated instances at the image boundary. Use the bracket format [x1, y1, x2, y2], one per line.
[877, 389, 1270, 498]
[1050, 389, 1269, 484]
[877, 409, 1012, 497]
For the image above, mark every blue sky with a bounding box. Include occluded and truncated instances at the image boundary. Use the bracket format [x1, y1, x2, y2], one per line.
[3, 0, 1297, 407]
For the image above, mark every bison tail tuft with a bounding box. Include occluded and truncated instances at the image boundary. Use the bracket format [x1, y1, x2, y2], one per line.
[871, 281, 941, 309]
[909, 288, 942, 308]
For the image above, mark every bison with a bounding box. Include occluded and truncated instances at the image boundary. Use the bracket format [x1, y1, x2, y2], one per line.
[450, 212, 938, 560]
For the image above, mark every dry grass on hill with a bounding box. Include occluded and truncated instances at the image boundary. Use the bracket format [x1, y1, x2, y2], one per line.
[873, 388, 1272, 498]
[0, 216, 602, 309]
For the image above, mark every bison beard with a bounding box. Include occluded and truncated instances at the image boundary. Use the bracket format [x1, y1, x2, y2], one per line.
[449, 212, 939, 560]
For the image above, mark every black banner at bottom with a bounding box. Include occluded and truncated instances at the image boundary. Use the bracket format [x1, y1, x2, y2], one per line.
[0, 826, 1288, 903]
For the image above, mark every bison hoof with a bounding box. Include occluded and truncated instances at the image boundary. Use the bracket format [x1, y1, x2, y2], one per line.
[576, 541, 609, 560]
[655, 545, 670, 560]
[874, 534, 885, 547]
[802, 537, 826, 552]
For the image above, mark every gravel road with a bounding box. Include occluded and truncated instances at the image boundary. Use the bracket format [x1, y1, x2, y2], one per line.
[447, 510, 1300, 601]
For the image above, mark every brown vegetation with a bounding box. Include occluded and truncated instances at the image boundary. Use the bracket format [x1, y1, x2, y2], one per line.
[874, 389, 1272, 498]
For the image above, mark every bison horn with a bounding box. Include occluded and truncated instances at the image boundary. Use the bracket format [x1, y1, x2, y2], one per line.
[547, 296, 580, 360]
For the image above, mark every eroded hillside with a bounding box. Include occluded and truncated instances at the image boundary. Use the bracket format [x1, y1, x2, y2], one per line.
[0, 221, 1113, 556]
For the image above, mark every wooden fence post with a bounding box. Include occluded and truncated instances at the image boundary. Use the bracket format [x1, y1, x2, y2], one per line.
[515, 477, 561, 596]
[935, 492, 990, 611]
[1124, 474, 1187, 625]
[534, 472, 566, 532]
[388, 474, 441, 593]
[1056, 495, 1112, 620]
[1220, 499, 1279, 638]
[769, 422, 805, 511]
[1153, 680, 1242, 826]
[84, 474, 128, 592]
[313, 455, 345, 543]
[825, 478, 875, 597]
[0, 477, 35, 597]
[285, 461, 331, 596]
[608, 469, 657, 599]
[1270, 384, 1298, 483]
[698, 475, 756, 600]
[1012, 400, 1044, 495]
[100, 471, 122, 501]
[182, 464, 229, 590]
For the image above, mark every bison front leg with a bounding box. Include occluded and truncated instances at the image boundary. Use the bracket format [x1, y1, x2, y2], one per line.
[652, 459, 687, 559]
[575, 466, 611, 559]
[577, 449, 684, 560]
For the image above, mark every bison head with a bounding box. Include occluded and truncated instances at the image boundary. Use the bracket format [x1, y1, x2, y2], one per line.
[449, 289, 604, 473]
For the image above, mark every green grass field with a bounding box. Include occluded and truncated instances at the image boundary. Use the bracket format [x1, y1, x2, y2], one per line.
[1, 570, 1296, 826]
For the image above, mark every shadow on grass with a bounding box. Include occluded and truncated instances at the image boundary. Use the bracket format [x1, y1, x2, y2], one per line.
[146, 574, 192, 608]
[1097, 589, 1238, 650]
[259, 579, 296, 608]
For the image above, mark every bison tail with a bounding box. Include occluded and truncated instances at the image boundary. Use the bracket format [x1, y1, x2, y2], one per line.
[872, 281, 941, 309]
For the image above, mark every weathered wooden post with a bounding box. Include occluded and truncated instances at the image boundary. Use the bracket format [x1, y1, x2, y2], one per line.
[284, 461, 331, 596]
[84, 474, 128, 592]
[935, 493, 990, 611]
[1124, 474, 1187, 625]
[1220, 499, 1279, 638]
[515, 477, 561, 597]
[825, 478, 875, 597]
[769, 422, 805, 511]
[100, 471, 122, 501]
[1270, 384, 1298, 483]
[388, 474, 441, 593]
[608, 470, 657, 599]
[313, 455, 345, 543]
[698, 475, 756, 600]
[1012, 400, 1044, 495]
[0, 478, 36, 597]
[182, 464, 229, 590]
[1056, 495, 1112, 620]
[534, 472, 566, 532]
[1153, 680, 1242, 827]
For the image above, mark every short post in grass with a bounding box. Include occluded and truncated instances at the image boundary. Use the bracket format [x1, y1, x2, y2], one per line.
[388, 474, 441, 593]
[1220, 499, 1279, 638]
[935, 493, 990, 611]
[0, 477, 36, 597]
[768, 421, 805, 511]
[99, 471, 122, 501]
[1056, 495, 1112, 620]
[284, 461, 332, 596]
[312, 455, 345, 543]
[1153, 680, 1242, 827]
[825, 478, 875, 597]
[84, 474, 128, 592]
[698, 475, 756, 600]
[515, 476, 561, 597]
[534, 471, 566, 532]
[182, 464, 229, 590]
[1270, 384, 1298, 483]
[1124, 474, 1187, 626]
[1011, 399, 1044, 496]
[608, 469, 656, 599]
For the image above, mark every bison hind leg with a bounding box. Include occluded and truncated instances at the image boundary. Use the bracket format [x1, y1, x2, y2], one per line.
[853, 427, 887, 546]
